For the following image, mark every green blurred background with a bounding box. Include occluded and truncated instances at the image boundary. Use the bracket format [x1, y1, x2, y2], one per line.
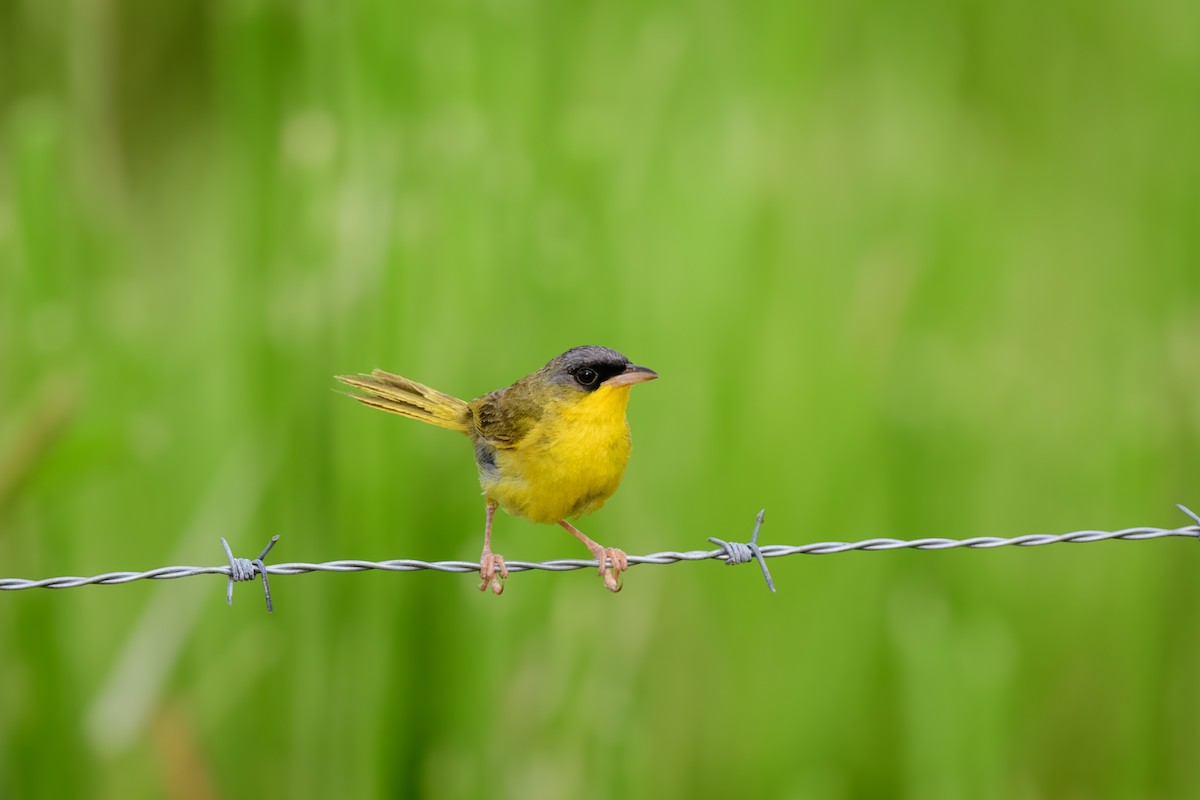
[2, 0, 1199, 797]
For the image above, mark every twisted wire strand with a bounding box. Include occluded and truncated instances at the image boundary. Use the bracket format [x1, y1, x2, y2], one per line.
[3, 520, 1197, 593]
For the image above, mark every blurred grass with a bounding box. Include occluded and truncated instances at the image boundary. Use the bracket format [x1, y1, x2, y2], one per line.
[2, 0, 1200, 797]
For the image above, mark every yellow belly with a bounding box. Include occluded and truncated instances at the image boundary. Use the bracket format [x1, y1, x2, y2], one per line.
[480, 385, 633, 524]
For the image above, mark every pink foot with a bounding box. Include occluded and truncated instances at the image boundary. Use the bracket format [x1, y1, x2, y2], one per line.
[479, 550, 508, 595]
[595, 547, 628, 593]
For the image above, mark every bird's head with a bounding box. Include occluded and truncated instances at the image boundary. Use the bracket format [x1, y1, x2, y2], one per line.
[537, 346, 658, 398]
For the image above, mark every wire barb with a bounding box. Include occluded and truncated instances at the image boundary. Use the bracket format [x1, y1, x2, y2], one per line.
[221, 535, 280, 613]
[708, 509, 776, 592]
[1178, 504, 1200, 529]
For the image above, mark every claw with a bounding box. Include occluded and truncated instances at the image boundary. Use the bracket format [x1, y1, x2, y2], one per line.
[557, 520, 628, 593]
[598, 547, 626, 593]
[479, 551, 507, 595]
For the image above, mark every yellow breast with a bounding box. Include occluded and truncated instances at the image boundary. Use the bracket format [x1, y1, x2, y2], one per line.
[481, 385, 634, 524]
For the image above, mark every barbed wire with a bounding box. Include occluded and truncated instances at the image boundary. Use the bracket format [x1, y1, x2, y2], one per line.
[3, 505, 1199, 611]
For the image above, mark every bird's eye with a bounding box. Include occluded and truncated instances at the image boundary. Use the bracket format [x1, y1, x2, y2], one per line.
[575, 367, 599, 387]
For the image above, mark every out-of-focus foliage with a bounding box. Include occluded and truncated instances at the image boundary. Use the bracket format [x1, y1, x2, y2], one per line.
[2, 1, 1198, 797]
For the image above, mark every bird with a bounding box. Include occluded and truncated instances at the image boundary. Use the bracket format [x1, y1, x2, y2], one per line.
[336, 346, 658, 594]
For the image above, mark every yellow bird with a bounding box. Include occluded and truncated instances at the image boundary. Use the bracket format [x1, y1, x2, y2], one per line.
[337, 346, 658, 594]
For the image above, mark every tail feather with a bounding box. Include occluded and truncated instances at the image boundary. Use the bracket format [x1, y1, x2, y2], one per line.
[336, 370, 471, 433]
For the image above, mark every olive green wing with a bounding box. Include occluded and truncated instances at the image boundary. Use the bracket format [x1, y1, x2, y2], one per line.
[467, 387, 540, 448]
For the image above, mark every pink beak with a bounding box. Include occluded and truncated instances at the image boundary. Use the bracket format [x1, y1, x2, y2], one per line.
[602, 364, 658, 388]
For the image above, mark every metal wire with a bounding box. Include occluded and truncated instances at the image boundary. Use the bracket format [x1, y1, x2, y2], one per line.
[708, 509, 775, 592]
[3, 507, 1199, 603]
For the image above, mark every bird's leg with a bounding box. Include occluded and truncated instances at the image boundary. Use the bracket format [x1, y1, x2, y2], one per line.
[558, 520, 627, 592]
[479, 501, 507, 595]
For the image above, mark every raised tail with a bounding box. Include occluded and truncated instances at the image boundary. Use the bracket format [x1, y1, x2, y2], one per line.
[336, 370, 471, 433]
